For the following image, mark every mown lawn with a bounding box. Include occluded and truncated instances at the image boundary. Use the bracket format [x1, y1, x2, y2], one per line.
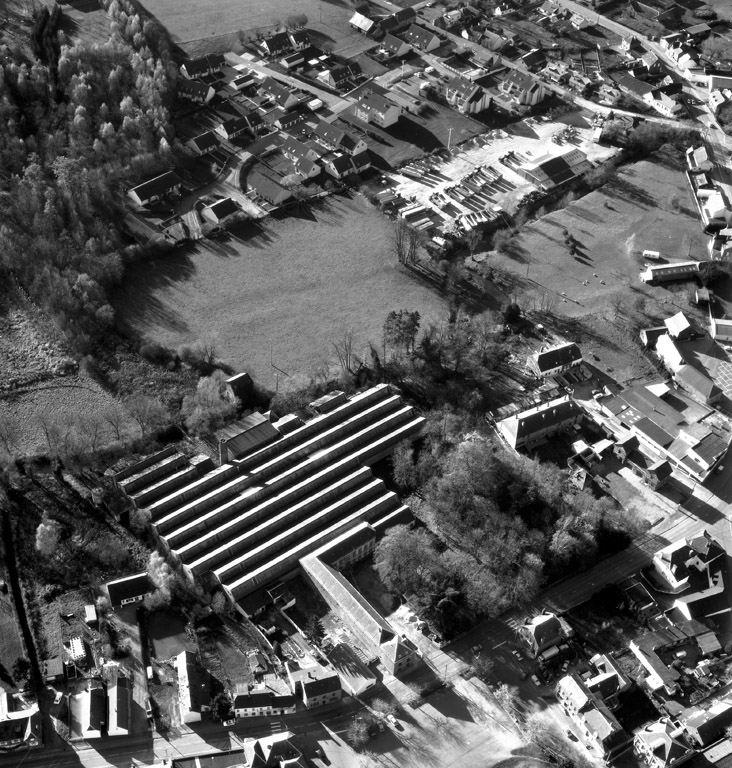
[114, 194, 447, 392]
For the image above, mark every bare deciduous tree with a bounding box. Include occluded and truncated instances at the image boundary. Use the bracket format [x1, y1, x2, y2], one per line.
[103, 400, 127, 441]
[332, 329, 356, 374]
[126, 395, 168, 437]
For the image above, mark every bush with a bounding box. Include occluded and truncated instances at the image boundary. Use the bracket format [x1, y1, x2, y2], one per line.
[140, 341, 172, 365]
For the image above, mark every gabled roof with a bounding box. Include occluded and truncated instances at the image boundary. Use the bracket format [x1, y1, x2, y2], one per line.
[303, 672, 341, 698]
[499, 397, 581, 445]
[326, 153, 353, 174]
[234, 691, 274, 708]
[676, 365, 720, 401]
[263, 32, 291, 52]
[128, 171, 182, 203]
[350, 11, 376, 32]
[612, 72, 655, 96]
[665, 311, 692, 338]
[404, 23, 439, 48]
[181, 53, 225, 77]
[533, 342, 582, 372]
[106, 573, 151, 607]
[188, 131, 219, 153]
[313, 119, 345, 147]
[382, 33, 409, 54]
[357, 90, 396, 115]
[282, 135, 315, 160]
[289, 29, 310, 45]
[178, 79, 212, 100]
[206, 198, 239, 220]
[220, 116, 250, 136]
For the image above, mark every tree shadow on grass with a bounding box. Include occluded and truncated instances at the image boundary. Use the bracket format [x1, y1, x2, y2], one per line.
[385, 117, 441, 153]
[609, 176, 659, 208]
[112, 249, 196, 335]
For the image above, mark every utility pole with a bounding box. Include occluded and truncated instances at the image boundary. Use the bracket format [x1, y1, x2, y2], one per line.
[447, 126, 453, 151]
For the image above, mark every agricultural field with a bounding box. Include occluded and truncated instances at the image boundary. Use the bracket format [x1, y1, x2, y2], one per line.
[114, 194, 447, 392]
[137, 0, 381, 57]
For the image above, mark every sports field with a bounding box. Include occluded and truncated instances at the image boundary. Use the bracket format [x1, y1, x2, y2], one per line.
[114, 194, 446, 391]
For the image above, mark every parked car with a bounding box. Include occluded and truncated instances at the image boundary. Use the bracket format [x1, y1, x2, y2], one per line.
[530, 674, 541, 687]
[387, 714, 398, 726]
[512, 649, 524, 661]
[378, 721, 385, 732]
[223, 718, 236, 728]
[471, 644, 482, 656]
[561, 660, 570, 674]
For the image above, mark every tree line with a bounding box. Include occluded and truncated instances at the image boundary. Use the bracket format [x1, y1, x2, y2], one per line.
[0, 0, 177, 358]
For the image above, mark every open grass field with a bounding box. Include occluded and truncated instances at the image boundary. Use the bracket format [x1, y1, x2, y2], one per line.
[489, 147, 708, 319]
[484, 147, 708, 382]
[137, 0, 380, 57]
[113, 194, 447, 391]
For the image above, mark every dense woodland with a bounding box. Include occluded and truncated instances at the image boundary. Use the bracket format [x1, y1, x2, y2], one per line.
[0, 0, 176, 354]
[376, 434, 640, 637]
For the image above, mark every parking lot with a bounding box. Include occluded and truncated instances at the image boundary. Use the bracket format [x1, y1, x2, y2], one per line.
[380, 111, 619, 233]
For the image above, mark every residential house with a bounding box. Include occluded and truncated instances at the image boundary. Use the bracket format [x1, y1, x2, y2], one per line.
[355, 91, 402, 127]
[186, 131, 219, 156]
[288, 29, 310, 50]
[520, 611, 573, 656]
[377, 7, 417, 35]
[282, 135, 320, 164]
[527, 342, 583, 377]
[675, 365, 722, 406]
[380, 33, 411, 58]
[127, 172, 182, 207]
[215, 116, 251, 141]
[223, 70, 255, 93]
[521, 48, 546, 72]
[281, 51, 305, 70]
[312, 119, 367, 156]
[350, 150, 371, 175]
[261, 32, 291, 57]
[106, 573, 151, 608]
[496, 396, 583, 451]
[653, 531, 725, 592]
[634, 720, 695, 768]
[556, 675, 631, 761]
[445, 76, 492, 114]
[233, 691, 297, 718]
[248, 170, 293, 207]
[499, 69, 546, 105]
[570, 12, 592, 30]
[263, 107, 306, 131]
[403, 24, 441, 52]
[287, 665, 342, 709]
[620, 35, 637, 53]
[178, 79, 215, 104]
[179, 53, 225, 79]
[680, 701, 732, 748]
[201, 198, 240, 226]
[317, 62, 362, 89]
[586, 653, 631, 708]
[349, 11, 376, 34]
[261, 77, 303, 110]
[295, 156, 321, 179]
[322, 153, 354, 179]
[543, 61, 570, 85]
[596, 381, 731, 482]
[612, 72, 654, 100]
[641, 51, 662, 74]
[0, 692, 39, 750]
[175, 651, 211, 724]
[645, 89, 683, 118]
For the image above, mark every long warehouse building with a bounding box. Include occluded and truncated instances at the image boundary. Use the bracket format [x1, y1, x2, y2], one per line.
[114, 385, 424, 605]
